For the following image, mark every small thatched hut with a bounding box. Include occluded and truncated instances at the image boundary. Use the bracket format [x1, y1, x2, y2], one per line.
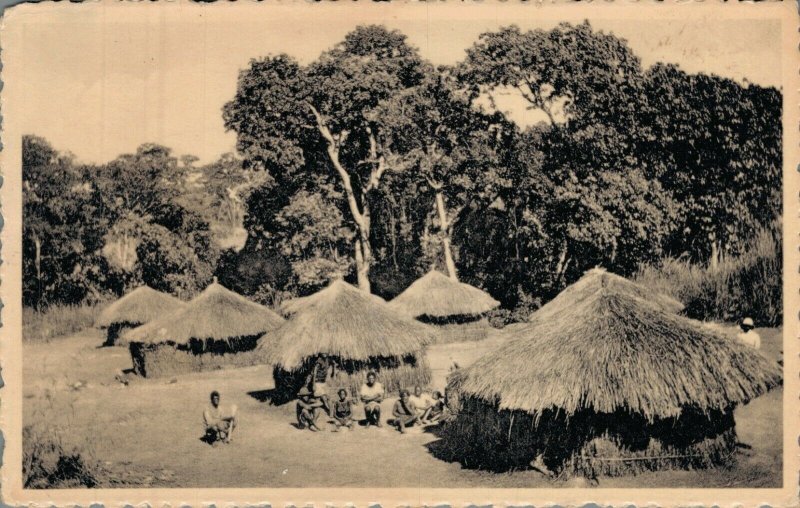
[442, 269, 780, 477]
[125, 282, 284, 378]
[389, 270, 500, 343]
[259, 279, 436, 401]
[95, 286, 185, 346]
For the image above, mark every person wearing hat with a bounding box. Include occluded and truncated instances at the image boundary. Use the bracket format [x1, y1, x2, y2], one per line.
[296, 386, 324, 431]
[737, 317, 761, 349]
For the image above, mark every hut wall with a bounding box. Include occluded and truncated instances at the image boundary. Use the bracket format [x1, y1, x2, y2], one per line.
[272, 353, 432, 403]
[419, 315, 490, 344]
[129, 335, 263, 378]
[441, 396, 738, 477]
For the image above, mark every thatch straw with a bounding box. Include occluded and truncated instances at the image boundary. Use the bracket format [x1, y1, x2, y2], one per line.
[459, 270, 781, 420]
[124, 282, 284, 345]
[259, 279, 436, 371]
[533, 268, 684, 320]
[95, 286, 185, 328]
[388, 270, 500, 319]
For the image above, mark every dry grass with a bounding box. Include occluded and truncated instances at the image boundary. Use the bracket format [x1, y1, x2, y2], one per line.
[23, 303, 106, 343]
[460, 270, 781, 419]
[260, 280, 436, 371]
[125, 282, 284, 345]
[388, 270, 500, 319]
[23, 386, 104, 488]
[95, 286, 185, 328]
[635, 228, 782, 326]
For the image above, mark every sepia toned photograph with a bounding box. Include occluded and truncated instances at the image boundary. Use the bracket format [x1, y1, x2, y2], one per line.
[0, 2, 797, 506]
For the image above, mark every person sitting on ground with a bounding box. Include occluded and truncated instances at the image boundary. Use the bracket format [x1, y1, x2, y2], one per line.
[392, 389, 419, 434]
[310, 353, 335, 417]
[409, 385, 436, 423]
[203, 390, 238, 444]
[332, 388, 355, 431]
[426, 390, 446, 423]
[359, 371, 384, 427]
[737, 317, 761, 349]
[296, 386, 324, 432]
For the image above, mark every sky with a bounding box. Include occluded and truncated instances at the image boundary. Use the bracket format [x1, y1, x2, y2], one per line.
[14, 3, 782, 165]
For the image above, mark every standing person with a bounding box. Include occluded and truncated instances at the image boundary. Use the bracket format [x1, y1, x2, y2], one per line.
[392, 389, 419, 434]
[737, 317, 762, 349]
[310, 353, 335, 416]
[409, 385, 436, 423]
[296, 386, 323, 432]
[203, 391, 238, 444]
[359, 371, 384, 427]
[332, 388, 355, 431]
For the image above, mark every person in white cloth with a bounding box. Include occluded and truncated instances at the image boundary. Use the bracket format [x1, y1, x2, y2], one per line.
[737, 317, 761, 349]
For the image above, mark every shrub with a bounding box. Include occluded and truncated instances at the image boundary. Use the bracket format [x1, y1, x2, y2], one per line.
[23, 424, 103, 488]
[635, 228, 782, 326]
[23, 301, 108, 342]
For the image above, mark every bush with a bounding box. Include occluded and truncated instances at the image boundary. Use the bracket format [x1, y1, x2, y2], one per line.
[23, 302, 107, 342]
[23, 424, 103, 488]
[635, 229, 782, 326]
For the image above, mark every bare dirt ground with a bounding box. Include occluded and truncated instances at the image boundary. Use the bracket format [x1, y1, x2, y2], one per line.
[23, 325, 783, 488]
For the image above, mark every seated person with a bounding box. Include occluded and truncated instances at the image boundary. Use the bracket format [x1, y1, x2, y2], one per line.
[409, 385, 436, 423]
[359, 371, 384, 427]
[426, 391, 446, 423]
[296, 386, 323, 432]
[392, 389, 419, 434]
[203, 390, 238, 444]
[332, 388, 354, 431]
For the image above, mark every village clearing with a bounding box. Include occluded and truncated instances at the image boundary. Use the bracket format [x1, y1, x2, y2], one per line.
[23, 326, 782, 488]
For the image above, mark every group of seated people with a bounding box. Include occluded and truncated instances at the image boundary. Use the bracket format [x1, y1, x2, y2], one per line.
[296, 370, 445, 433]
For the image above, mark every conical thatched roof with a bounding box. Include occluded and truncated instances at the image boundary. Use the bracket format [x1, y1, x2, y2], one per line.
[459, 270, 781, 420]
[531, 268, 684, 319]
[125, 282, 285, 345]
[259, 279, 437, 371]
[388, 270, 500, 318]
[96, 286, 185, 328]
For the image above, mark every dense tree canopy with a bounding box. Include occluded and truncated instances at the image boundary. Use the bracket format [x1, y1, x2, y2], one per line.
[24, 21, 782, 319]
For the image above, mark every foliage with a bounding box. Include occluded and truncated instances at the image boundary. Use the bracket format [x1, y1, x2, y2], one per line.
[635, 228, 782, 327]
[22, 22, 783, 325]
[638, 64, 782, 262]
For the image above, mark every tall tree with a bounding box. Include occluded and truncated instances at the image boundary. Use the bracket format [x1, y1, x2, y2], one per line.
[638, 64, 782, 264]
[224, 25, 429, 292]
[375, 70, 507, 280]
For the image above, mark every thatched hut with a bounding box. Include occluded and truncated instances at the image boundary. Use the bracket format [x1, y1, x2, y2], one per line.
[259, 279, 436, 401]
[95, 286, 185, 346]
[442, 269, 781, 477]
[125, 282, 284, 378]
[389, 270, 500, 343]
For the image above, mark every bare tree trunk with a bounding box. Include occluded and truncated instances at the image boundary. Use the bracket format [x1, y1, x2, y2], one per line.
[308, 103, 382, 293]
[34, 236, 42, 309]
[710, 236, 720, 271]
[434, 191, 458, 280]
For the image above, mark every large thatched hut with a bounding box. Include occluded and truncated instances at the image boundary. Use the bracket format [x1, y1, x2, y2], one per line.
[259, 279, 436, 401]
[95, 286, 185, 346]
[389, 270, 500, 343]
[442, 269, 780, 477]
[125, 282, 284, 378]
